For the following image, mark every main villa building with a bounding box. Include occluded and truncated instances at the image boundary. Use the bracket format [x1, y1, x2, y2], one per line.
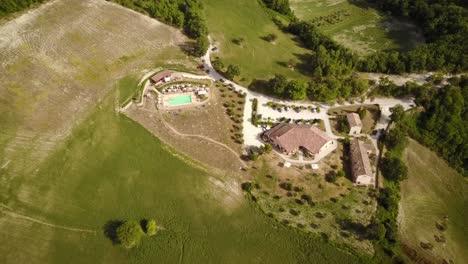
[262, 123, 334, 157]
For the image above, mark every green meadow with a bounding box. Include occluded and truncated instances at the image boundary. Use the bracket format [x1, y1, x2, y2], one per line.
[290, 0, 424, 54]
[202, 0, 311, 85]
[0, 97, 370, 263]
[400, 139, 468, 263]
[117, 75, 140, 105]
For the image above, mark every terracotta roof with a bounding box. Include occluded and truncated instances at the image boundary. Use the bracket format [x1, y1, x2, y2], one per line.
[349, 138, 372, 180]
[263, 123, 331, 154]
[347, 113, 362, 127]
[150, 70, 173, 83]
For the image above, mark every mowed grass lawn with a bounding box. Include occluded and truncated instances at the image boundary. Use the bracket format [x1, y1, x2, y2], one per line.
[202, 0, 311, 85]
[290, 0, 424, 54]
[400, 139, 468, 263]
[117, 75, 140, 105]
[0, 98, 368, 264]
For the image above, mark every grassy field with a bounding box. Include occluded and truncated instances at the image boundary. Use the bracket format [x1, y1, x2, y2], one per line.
[202, 0, 311, 85]
[0, 1, 374, 263]
[0, 98, 370, 263]
[117, 75, 140, 105]
[0, 0, 196, 204]
[290, 0, 424, 54]
[400, 139, 468, 263]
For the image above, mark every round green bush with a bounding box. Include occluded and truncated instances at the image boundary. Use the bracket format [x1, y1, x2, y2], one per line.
[116, 221, 143, 249]
[145, 219, 158, 236]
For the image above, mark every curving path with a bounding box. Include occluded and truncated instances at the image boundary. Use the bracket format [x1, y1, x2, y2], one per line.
[158, 114, 247, 167]
[129, 94, 247, 168]
[0, 204, 96, 234]
[126, 38, 416, 166]
[201, 38, 415, 149]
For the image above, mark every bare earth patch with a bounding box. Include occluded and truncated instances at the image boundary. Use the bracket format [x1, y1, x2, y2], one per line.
[0, 0, 194, 201]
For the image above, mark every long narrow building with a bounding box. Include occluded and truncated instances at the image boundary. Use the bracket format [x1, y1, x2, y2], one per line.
[349, 138, 374, 186]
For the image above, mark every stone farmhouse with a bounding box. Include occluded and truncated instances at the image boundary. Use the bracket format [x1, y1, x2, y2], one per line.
[262, 123, 334, 157]
[349, 138, 374, 186]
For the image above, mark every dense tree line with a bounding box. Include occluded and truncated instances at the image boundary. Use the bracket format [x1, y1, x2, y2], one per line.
[287, 21, 358, 77]
[375, 112, 410, 259]
[0, 0, 45, 17]
[261, 3, 373, 101]
[373, 75, 467, 176]
[266, 74, 369, 101]
[261, 0, 291, 15]
[407, 77, 468, 176]
[360, 0, 468, 73]
[110, 0, 208, 56]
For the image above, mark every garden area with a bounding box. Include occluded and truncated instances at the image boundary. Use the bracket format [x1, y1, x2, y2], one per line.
[290, 0, 424, 55]
[162, 80, 246, 153]
[246, 144, 378, 253]
[202, 0, 311, 85]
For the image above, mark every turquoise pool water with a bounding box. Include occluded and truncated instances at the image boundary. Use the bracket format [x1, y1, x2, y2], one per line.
[169, 95, 192, 106]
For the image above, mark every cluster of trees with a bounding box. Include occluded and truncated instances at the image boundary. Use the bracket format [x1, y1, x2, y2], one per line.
[267, 74, 369, 101]
[211, 58, 241, 80]
[261, 0, 291, 15]
[251, 98, 259, 125]
[110, 0, 208, 56]
[360, 0, 468, 73]
[225, 64, 240, 80]
[268, 74, 307, 100]
[248, 143, 272, 161]
[262, 0, 466, 75]
[377, 76, 468, 176]
[406, 77, 468, 176]
[287, 21, 358, 77]
[115, 219, 158, 249]
[374, 108, 410, 259]
[0, 0, 45, 17]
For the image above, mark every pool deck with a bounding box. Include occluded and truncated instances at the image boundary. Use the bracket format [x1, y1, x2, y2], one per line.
[159, 91, 211, 111]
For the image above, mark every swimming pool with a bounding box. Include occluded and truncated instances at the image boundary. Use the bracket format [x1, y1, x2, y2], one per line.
[169, 95, 192, 106]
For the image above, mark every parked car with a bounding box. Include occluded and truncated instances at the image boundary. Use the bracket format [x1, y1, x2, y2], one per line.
[211, 47, 218, 51]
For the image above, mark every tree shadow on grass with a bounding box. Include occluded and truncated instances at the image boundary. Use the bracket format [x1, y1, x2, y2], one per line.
[291, 53, 314, 76]
[341, 140, 354, 182]
[103, 220, 124, 245]
[140, 219, 149, 234]
[336, 218, 368, 241]
[178, 41, 197, 57]
[248, 79, 271, 95]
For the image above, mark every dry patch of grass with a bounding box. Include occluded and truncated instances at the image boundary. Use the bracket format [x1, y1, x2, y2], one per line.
[250, 144, 377, 254]
[162, 82, 245, 154]
[290, 0, 424, 55]
[124, 94, 244, 173]
[0, 0, 195, 259]
[400, 139, 468, 264]
[0, 0, 196, 187]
